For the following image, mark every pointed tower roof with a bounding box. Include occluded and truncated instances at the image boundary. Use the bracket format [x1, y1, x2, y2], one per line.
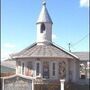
[36, 1, 53, 24]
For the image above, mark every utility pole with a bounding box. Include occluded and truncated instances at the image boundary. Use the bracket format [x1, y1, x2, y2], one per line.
[68, 43, 71, 52]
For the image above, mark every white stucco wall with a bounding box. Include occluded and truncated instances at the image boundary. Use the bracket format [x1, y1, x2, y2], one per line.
[68, 59, 75, 82]
[36, 23, 52, 45]
[16, 58, 79, 83]
[68, 59, 80, 82]
[65, 59, 69, 81]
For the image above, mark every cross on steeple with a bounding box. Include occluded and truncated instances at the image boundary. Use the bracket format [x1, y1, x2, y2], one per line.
[42, 0, 46, 5]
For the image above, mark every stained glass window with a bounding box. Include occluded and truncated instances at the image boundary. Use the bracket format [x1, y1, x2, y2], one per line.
[27, 62, 32, 69]
[43, 61, 49, 78]
[59, 61, 66, 79]
[26, 62, 32, 76]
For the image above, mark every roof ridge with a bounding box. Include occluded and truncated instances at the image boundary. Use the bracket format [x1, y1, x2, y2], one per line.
[51, 42, 79, 59]
[11, 42, 37, 58]
[12, 42, 80, 59]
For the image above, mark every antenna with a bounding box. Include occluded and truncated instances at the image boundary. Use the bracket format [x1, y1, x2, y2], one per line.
[68, 43, 71, 52]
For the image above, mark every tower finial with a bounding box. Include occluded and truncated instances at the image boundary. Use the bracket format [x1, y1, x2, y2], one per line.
[42, 0, 46, 5]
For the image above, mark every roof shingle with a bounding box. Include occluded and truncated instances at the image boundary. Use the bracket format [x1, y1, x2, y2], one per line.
[12, 43, 79, 59]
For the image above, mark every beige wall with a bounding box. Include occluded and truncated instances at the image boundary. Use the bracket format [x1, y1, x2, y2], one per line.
[16, 58, 79, 82]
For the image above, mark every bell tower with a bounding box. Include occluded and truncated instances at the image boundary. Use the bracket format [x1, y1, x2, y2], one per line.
[36, 1, 53, 45]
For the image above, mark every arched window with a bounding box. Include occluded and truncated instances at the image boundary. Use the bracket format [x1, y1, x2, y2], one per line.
[36, 63, 40, 75]
[22, 63, 24, 75]
[43, 61, 49, 78]
[52, 63, 55, 76]
[26, 62, 32, 76]
[40, 23, 45, 33]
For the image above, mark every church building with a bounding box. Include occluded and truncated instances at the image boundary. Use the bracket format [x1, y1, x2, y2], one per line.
[12, 1, 80, 83]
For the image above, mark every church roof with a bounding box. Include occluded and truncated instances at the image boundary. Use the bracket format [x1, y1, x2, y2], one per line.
[36, 2, 53, 24]
[12, 43, 79, 60]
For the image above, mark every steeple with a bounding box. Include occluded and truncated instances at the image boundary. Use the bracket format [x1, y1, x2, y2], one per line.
[36, 1, 53, 45]
[37, 0, 53, 24]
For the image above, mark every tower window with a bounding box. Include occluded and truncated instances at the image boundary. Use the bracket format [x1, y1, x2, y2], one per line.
[40, 23, 45, 33]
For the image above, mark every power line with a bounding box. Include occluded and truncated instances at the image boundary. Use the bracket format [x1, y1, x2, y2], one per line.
[68, 33, 89, 51]
[71, 33, 89, 47]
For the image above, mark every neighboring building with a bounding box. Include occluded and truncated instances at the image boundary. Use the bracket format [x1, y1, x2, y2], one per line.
[1, 59, 16, 69]
[11, 1, 80, 83]
[1, 60, 16, 77]
[0, 65, 15, 77]
[73, 52, 90, 79]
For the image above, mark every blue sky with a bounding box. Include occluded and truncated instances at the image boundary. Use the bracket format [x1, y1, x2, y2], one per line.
[1, 0, 89, 61]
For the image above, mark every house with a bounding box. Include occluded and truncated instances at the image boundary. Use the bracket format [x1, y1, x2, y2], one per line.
[0, 59, 16, 77]
[73, 52, 90, 79]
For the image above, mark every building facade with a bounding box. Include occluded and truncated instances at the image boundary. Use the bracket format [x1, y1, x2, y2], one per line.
[73, 52, 90, 79]
[12, 1, 80, 83]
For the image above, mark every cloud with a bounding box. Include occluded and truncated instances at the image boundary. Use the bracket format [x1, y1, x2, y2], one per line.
[4, 43, 15, 48]
[1, 43, 16, 61]
[52, 34, 57, 40]
[1, 50, 11, 61]
[80, 0, 89, 7]
[1, 49, 17, 61]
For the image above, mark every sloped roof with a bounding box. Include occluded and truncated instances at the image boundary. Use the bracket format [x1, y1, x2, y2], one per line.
[1, 59, 16, 69]
[12, 43, 79, 59]
[73, 52, 89, 61]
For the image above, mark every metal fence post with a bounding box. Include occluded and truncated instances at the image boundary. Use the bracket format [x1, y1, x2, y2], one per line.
[2, 78, 4, 90]
[32, 79, 34, 90]
[60, 79, 65, 90]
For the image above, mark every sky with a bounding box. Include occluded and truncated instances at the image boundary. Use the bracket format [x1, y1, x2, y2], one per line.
[1, 0, 89, 61]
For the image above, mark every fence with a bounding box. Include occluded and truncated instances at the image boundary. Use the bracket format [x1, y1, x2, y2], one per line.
[0, 75, 63, 90]
[0, 76, 89, 90]
[1, 74, 33, 90]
